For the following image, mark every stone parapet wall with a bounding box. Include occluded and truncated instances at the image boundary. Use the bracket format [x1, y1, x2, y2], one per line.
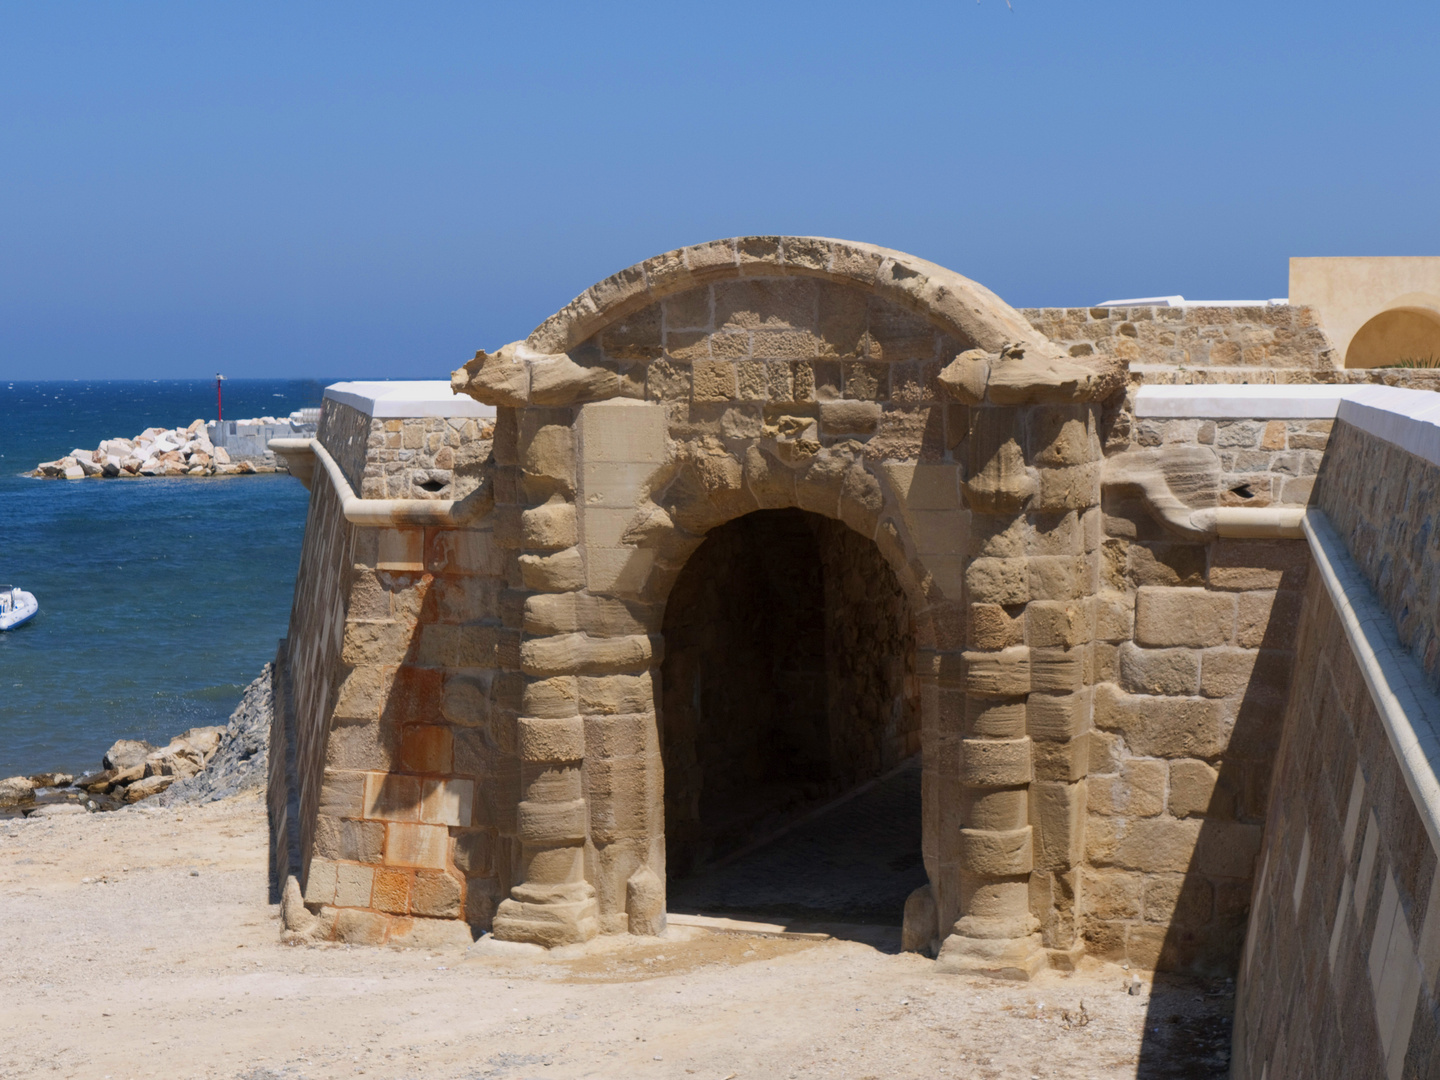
[1235, 540, 1440, 1079]
[320, 398, 495, 503]
[1317, 419, 1440, 690]
[1023, 305, 1440, 392]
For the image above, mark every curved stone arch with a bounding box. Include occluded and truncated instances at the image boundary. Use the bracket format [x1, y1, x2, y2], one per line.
[525, 236, 1062, 361]
[623, 442, 963, 923]
[473, 237, 1116, 979]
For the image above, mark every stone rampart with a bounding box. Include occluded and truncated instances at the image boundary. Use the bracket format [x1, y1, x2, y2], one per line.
[266, 239, 1440, 1002]
[1235, 390, 1440, 1078]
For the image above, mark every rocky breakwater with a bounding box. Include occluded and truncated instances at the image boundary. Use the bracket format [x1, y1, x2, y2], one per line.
[30, 418, 280, 479]
[0, 665, 273, 818]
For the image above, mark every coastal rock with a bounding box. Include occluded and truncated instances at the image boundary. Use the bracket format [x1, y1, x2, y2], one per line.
[213, 446, 231, 465]
[123, 775, 175, 802]
[156, 666, 272, 807]
[0, 777, 38, 808]
[63, 463, 85, 480]
[75, 770, 118, 793]
[30, 803, 86, 818]
[30, 415, 300, 479]
[103, 739, 157, 771]
[143, 740, 206, 779]
[28, 772, 74, 789]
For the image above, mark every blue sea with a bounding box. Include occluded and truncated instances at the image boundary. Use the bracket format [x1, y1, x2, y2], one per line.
[0, 380, 328, 778]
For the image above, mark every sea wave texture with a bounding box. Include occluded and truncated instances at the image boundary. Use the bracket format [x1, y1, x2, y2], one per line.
[0, 380, 323, 776]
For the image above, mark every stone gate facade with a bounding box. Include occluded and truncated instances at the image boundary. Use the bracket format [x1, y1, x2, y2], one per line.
[269, 236, 1439, 985]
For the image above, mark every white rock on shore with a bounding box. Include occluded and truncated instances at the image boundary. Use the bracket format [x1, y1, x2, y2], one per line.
[31, 418, 279, 479]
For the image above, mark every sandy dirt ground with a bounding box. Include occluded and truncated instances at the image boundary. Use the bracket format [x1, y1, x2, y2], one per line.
[0, 793, 1233, 1080]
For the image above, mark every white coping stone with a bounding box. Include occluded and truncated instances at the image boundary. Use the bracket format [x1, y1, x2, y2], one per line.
[323, 380, 496, 420]
[1135, 384, 1440, 468]
[1134, 384, 1354, 418]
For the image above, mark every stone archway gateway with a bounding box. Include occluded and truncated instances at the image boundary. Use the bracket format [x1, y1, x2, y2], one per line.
[440, 237, 1122, 977]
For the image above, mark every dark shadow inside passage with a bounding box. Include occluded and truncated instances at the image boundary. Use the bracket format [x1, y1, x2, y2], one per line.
[659, 508, 925, 926]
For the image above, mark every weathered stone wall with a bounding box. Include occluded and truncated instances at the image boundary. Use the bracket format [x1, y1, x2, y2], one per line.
[1233, 568, 1440, 1079]
[319, 397, 495, 502]
[1023, 305, 1440, 392]
[1317, 421, 1440, 689]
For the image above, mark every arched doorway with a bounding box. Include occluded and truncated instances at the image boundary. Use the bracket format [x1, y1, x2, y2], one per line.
[1345, 306, 1440, 367]
[658, 508, 925, 926]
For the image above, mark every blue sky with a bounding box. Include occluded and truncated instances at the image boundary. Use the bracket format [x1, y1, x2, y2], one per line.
[2, 1, 1437, 379]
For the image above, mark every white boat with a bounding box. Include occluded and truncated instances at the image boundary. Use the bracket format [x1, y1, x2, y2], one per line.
[0, 586, 38, 630]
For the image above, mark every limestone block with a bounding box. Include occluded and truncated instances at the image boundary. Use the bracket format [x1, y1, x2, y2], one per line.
[625, 866, 666, 936]
[1088, 760, 1165, 817]
[1025, 601, 1089, 649]
[1112, 817, 1203, 874]
[342, 620, 414, 668]
[970, 603, 1024, 651]
[376, 528, 425, 572]
[1034, 464, 1103, 514]
[1195, 821, 1263, 878]
[1026, 691, 1089, 742]
[910, 509, 966, 556]
[1237, 589, 1300, 649]
[521, 501, 578, 550]
[519, 547, 586, 593]
[586, 545, 655, 597]
[587, 756, 657, 843]
[1027, 555, 1089, 602]
[1082, 869, 1142, 921]
[937, 350, 989, 404]
[304, 858, 339, 905]
[521, 425, 576, 495]
[529, 355, 620, 406]
[400, 725, 453, 774]
[518, 717, 586, 762]
[579, 400, 668, 463]
[420, 779, 475, 827]
[1031, 734, 1089, 783]
[326, 715, 400, 773]
[1134, 587, 1235, 648]
[961, 737, 1032, 787]
[313, 815, 385, 864]
[1142, 873, 1213, 928]
[363, 773, 421, 823]
[966, 697, 1027, 737]
[1168, 759, 1219, 818]
[967, 557, 1029, 606]
[1092, 683, 1228, 759]
[318, 770, 366, 818]
[1031, 780, 1086, 871]
[334, 863, 376, 908]
[959, 826, 1034, 877]
[583, 714, 657, 759]
[1118, 643, 1201, 697]
[1027, 405, 1099, 468]
[578, 673, 654, 716]
[819, 400, 881, 435]
[383, 822, 450, 869]
[1208, 539, 1310, 592]
[520, 632, 654, 677]
[963, 647, 1030, 697]
[410, 870, 464, 918]
[371, 868, 411, 914]
[517, 798, 588, 845]
[442, 674, 491, 727]
[1029, 647, 1085, 693]
[963, 788, 1028, 831]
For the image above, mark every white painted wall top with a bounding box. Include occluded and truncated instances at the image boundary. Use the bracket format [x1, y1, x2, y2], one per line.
[1135, 384, 1355, 418]
[323, 381, 496, 419]
[1135, 384, 1440, 468]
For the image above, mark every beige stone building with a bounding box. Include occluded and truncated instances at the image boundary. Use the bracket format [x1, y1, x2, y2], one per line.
[266, 237, 1440, 1058]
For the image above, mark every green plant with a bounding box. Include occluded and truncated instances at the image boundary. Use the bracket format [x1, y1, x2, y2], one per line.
[1383, 355, 1440, 368]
